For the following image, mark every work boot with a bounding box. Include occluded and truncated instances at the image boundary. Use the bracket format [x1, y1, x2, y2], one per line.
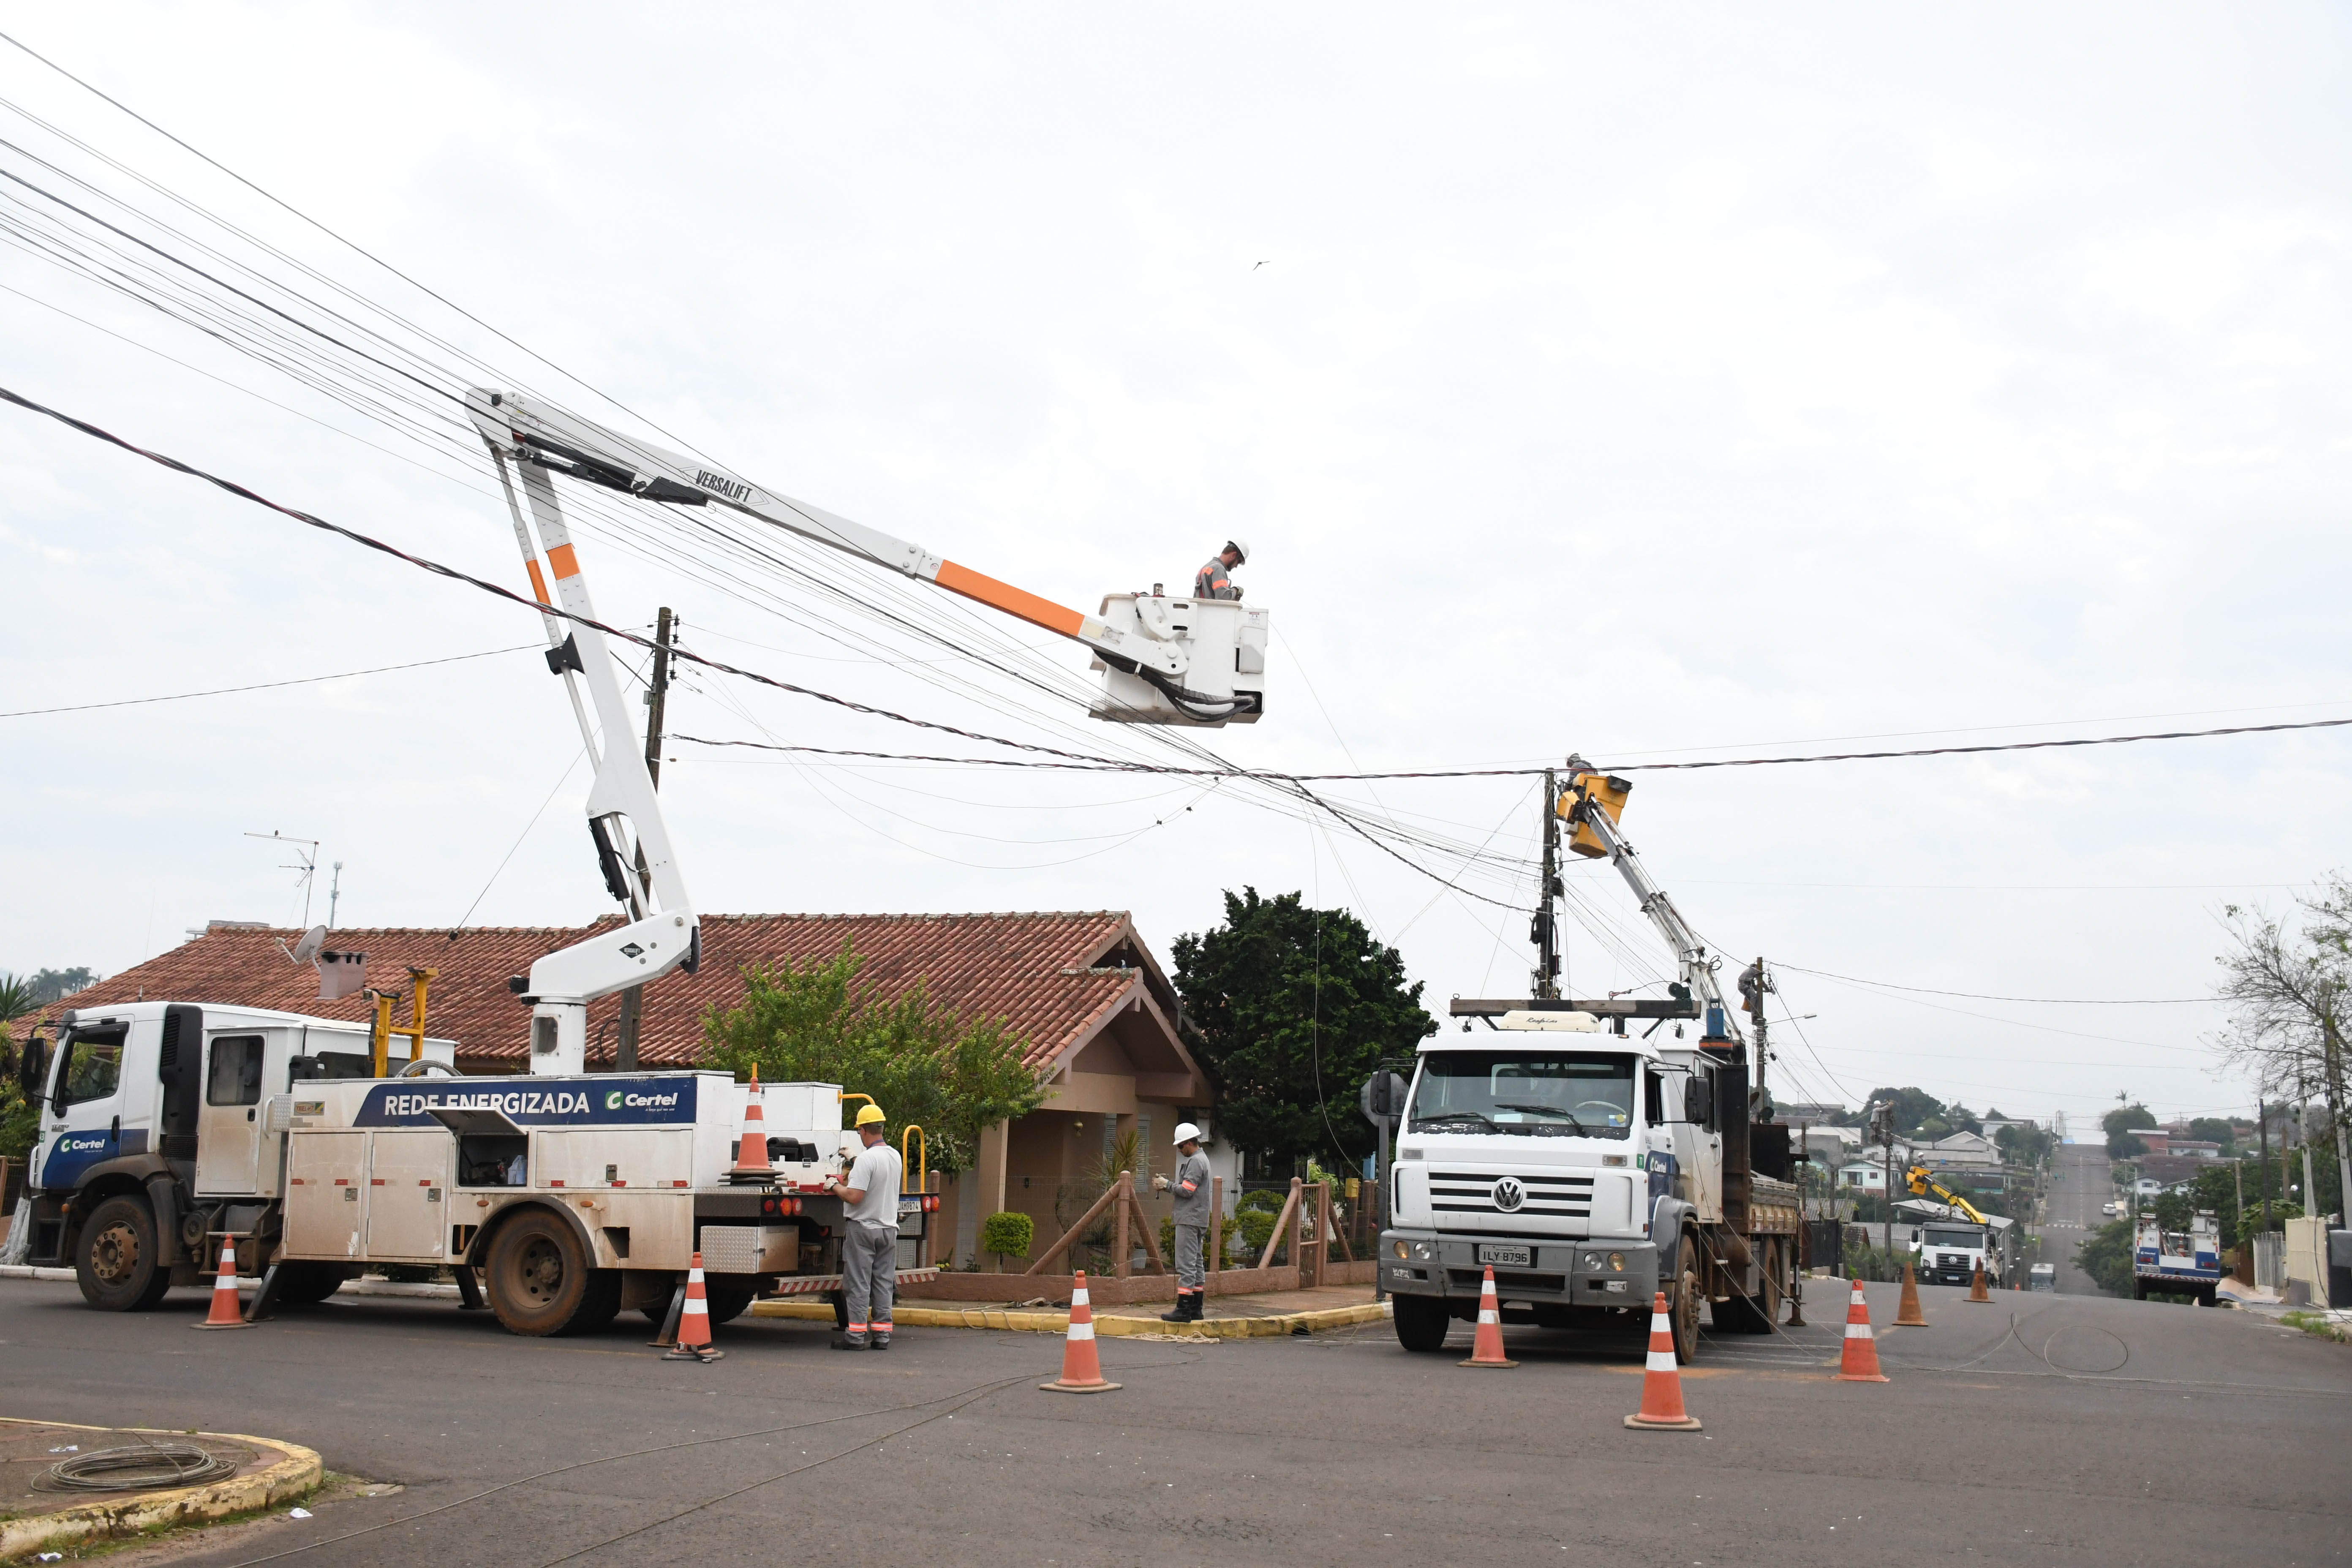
[1186, 1292, 1207, 1322]
[871, 1330, 892, 1350]
[1160, 1294, 1190, 1323]
[833, 1333, 868, 1351]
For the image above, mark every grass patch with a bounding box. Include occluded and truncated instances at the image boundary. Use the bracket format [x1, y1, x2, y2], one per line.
[2280, 1310, 2352, 1345]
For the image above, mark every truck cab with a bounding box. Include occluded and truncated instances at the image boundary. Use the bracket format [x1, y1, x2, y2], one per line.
[16, 1002, 454, 1309]
[1379, 1010, 1783, 1363]
[1915, 1220, 2000, 1288]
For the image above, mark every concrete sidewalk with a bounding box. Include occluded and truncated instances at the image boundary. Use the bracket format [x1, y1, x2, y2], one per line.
[0, 1418, 320, 1561]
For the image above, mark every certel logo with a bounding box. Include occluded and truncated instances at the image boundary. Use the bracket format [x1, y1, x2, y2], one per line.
[59, 1135, 110, 1154]
[605, 1091, 624, 1110]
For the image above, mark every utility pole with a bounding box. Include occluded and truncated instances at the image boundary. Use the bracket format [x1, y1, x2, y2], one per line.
[2257, 1095, 2272, 1234]
[327, 861, 343, 929]
[2323, 1006, 2352, 1224]
[1531, 768, 1561, 999]
[614, 607, 676, 1074]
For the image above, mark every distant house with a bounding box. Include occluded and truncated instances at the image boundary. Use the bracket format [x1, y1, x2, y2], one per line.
[1838, 1162, 1889, 1192]
[1915, 1131, 1999, 1171]
[37, 911, 1214, 1271]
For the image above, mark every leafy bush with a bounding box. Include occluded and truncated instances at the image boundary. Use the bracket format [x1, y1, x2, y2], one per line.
[980, 1211, 1033, 1265]
[1233, 1209, 1278, 1262]
[2074, 1218, 2136, 1297]
[1235, 1186, 1288, 1217]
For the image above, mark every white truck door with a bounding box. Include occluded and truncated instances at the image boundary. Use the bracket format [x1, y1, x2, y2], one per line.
[195, 1033, 267, 1195]
[36, 1019, 133, 1191]
[365, 1132, 454, 1261]
[284, 1132, 368, 1260]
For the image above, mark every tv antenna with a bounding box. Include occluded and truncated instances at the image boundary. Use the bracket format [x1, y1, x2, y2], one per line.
[245, 830, 321, 927]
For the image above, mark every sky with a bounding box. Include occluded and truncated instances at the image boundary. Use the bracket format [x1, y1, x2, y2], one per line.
[5, 4, 2350, 1133]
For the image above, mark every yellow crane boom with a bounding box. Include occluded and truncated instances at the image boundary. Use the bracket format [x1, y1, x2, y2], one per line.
[1904, 1165, 1990, 1225]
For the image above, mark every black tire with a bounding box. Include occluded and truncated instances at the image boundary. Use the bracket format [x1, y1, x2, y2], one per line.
[76, 1195, 173, 1312]
[1668, 1233, 1701, 1363]
[1392, 1293, 1451, 1353]
[829, 1289, 849, 1331]
[705, 1279, 758, 1327]
[484, 1209, 606, 1336]
[2132, 1280, 2147, 1302]
[274, 1263, 352, 1307]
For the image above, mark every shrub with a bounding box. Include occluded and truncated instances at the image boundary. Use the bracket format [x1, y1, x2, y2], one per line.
[1233, 1209, 1278, 1262]
[1235, 1186, 1288, 1217]
[981, 1211, 1033, 1266]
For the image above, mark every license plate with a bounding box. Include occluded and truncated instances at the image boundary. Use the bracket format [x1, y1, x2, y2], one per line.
[1477, 1243, 1531, 1267]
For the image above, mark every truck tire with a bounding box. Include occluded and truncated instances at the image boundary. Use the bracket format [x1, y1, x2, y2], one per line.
[1668, 1234, 1701, 1364]
[705, 1279, 758, 1326]
[485, 1210, 616, 1336]
[1392, 1293, 1451, 1353]
[76, 1195, 174, 1312]
[274, 1262, 353, 1307]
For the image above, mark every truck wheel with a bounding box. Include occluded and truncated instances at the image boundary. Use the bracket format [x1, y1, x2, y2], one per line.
[1669, 1234, 1701, 1364]
[485, 1210, 607, 1336]
[1392, 1293, 1451, 1353]
[274, 1263, 353, 1307]
[77, 1196, 174, 1312]
[705, 1279, 758, 1326]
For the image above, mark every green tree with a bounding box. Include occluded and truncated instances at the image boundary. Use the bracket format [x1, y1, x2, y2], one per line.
[2108, 1130, 2148, 1160]
[2188, 1117, 2237, 1153]
[2103, 1103, 2158, 1137]
[0, 979, 42, 1164]
[698, 942, 1046, 1176]
[23, 969, 96, 1007]
[1853, 1086, 1948, 1137]
[1171, 887, 1436, 1174]
[2074, 1218, 2137, 1297]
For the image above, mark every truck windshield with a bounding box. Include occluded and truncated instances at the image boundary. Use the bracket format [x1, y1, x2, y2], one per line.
[56, 1024, 127, 1107]
[1922, 1226, 1982, 1248]
[1407, 1051, 1633, 1139]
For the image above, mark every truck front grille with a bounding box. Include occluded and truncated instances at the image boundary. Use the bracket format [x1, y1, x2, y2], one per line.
[1428, 1171, 1592, 1218]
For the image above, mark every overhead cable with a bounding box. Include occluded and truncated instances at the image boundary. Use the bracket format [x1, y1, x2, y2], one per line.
[0, 643, 541, 718]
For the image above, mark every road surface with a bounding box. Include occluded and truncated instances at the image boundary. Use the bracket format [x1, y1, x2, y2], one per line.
[2039, 1140, 2116, 1294]
[0, 1267, 2344, 1567]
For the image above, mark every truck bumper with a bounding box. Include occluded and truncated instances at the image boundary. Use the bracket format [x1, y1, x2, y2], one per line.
[1377, 1229, 1658, 1310]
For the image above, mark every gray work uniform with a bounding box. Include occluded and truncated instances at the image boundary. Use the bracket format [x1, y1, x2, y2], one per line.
[838, 1141, 903, 1340]
[1194, 557, 1241, 600]
[1169, 1150, 1213, 1291]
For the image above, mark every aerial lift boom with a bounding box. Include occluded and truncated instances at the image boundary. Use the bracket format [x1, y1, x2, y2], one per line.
[465, 389, 1269, 1073]
[1904, 1165, 1991, 1225]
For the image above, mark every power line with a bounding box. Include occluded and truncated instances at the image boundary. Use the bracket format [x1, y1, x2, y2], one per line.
[0, 643, 540, 718]
[1776, 964, 2216, 1005]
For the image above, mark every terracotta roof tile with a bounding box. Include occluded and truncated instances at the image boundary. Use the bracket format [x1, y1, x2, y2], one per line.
[40, 912, 1157, 1074]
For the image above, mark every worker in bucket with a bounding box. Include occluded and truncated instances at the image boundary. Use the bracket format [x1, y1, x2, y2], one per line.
[1153, 1122, 1213, 1322]
[824, 1102, 904, 1350]
[1193, 539, 1250, 600]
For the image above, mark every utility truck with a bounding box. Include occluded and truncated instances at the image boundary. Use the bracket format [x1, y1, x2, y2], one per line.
[2132, 1209, 2223, 1305]
[1394, 760, 1801, 1362]
[1903, 1165, 2005, 1288]
[14, 389, 1272, 1334]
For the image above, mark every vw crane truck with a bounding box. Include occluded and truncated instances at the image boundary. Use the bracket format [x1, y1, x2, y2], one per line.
[1388, 761, 1801, 1362]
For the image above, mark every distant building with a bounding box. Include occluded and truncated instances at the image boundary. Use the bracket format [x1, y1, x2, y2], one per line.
[1838, 1162, 1889, 1192]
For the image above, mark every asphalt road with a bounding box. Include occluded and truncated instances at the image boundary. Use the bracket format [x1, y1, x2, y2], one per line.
[1, 1271, 2344, 1568]
[2039, 1141, 2118, 1294]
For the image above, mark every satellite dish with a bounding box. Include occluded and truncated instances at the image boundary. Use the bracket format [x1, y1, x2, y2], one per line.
[290, 925, 328, 964]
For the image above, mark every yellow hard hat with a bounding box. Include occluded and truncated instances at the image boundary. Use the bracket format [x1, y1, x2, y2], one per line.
[854, 1103, 887, 1128]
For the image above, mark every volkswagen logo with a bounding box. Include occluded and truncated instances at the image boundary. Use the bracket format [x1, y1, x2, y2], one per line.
[1491, 1176, 1525, 1213]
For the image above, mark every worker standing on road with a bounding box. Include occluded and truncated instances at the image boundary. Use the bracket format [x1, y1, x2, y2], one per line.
[1193, 539, 1250, 600]
[825, 1103, 904, 1350]
[1153, 1122, 1213, 1323]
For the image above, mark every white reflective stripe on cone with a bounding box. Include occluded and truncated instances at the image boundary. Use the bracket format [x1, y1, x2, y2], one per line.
[1845, 1321, 1869, 1337]
[1646, 1349, 1677, 1372]
[1478, 1310, 1498, 1324]
[1067, 1321, 1095, 1341]
[1072, 1288, 1090, 1306]
[684, 1301, 708, 1317]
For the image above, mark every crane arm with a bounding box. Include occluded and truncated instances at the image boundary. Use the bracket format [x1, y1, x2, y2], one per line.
[465, 389, 1197, 682]
[1904, 1165, 1990, 1224]
[1555, 756, 1739, 1044]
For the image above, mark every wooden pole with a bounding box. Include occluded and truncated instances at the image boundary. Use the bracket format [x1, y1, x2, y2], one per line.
[1214, 1176, 1228, 1272]
[1022, 1176, 1125, 1276]
[1312, 1181, 1332, 1286]
[1115, 1170, 1133, 1279]
[1257, 1177, 1303, 1271]
[1131, 1180, 1168, 1274]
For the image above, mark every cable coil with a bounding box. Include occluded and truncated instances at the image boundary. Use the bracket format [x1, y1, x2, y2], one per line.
[34, 1441, 240, 1493]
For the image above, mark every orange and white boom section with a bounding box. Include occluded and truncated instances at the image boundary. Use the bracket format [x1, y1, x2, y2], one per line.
[481, 412, 701, 1078]
[465, 389, 1266, 728]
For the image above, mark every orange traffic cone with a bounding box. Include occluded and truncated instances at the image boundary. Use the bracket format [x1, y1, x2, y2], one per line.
[1459, 1266, 1518, 1369]
[1895, 1262, 1928, 1327]
[1040, 1270, 1120, 1394]
[732, 1067, 772, 1178]
[1832, 1275, 1889, 1382]
[1967, 1263, 1991, 1303]
[193, 1239, 250, 1330]
[664, 1252, 723, 1362]
[1624, 1292, 1702, 1430]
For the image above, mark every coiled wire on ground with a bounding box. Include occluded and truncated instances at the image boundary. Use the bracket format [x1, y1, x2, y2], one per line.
[33, 1441, 240, 1492]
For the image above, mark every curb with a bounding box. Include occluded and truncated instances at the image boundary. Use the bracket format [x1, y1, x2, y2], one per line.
[747, 1298, 1390, 1339]
[0, 1418, 321, 1562]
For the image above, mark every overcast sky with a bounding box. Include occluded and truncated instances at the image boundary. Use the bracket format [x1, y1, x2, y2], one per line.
[6, 4, 2349, 1132]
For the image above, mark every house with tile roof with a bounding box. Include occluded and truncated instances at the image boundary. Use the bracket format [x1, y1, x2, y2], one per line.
[37, 912, 1213, 1271]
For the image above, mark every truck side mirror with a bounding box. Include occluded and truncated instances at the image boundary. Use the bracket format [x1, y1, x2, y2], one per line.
[1682, 1076, 1712, 1127]
[17, 1037, 48, 1102]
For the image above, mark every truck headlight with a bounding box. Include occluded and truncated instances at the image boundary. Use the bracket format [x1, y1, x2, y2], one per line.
[1581, 1252, 1601, 1271]
[1608, 1252, 1625, 1272]
[1393, 1240, 1408, 1260]
[1411, 1241, 1436, 1261]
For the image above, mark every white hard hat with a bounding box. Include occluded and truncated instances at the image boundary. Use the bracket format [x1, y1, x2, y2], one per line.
[1172, 1122, 1203, 1146]
[1225, 538, 1252, 564]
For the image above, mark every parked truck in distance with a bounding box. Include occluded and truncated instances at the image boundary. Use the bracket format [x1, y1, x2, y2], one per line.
[1914, 1219, 2003, 1289]
[15, 1001, 935, 1334]
[2133, 1209, 2223, 1306]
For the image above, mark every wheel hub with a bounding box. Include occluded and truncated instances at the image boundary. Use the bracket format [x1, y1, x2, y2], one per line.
[91, 1222, 139, 1284]
[516, 1238, 564, 1304]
